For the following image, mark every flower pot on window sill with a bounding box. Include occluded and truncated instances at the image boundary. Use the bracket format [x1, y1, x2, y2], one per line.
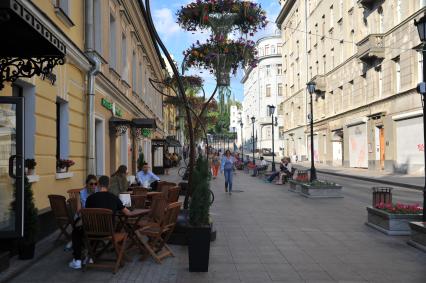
[57, 167, 67, 173]
[26, 168, 35, 176]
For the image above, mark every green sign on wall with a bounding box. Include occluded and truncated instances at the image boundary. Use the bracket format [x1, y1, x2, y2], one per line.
[142, 128, 151, 138]
[101, 98, 123, 117]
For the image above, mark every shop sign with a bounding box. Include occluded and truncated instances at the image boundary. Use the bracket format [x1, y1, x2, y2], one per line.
[101, 98, 123, 117]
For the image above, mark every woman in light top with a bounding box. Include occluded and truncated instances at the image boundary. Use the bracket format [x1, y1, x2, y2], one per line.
[221, 150, 236, 195]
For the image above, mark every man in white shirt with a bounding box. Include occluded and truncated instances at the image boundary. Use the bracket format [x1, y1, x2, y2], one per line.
[252, 157, 268, 176]
[136, 163, 160, 190]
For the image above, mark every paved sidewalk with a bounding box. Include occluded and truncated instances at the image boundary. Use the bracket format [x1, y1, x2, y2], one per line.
[7, 169, 426, 283]
[260, 156, 424, 189]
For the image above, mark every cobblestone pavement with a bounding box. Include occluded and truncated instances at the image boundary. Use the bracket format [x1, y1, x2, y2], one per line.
[9, 169, 426, 283]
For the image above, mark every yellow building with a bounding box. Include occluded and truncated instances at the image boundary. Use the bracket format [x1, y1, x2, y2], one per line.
[0, 0, 166, 239]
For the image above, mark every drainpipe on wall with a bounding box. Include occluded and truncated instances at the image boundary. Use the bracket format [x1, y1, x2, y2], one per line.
[85, 0, 101, 175]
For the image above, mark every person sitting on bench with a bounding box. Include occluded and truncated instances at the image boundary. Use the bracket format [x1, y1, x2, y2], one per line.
[252, 157, 267, 177]
[276, 157, 293, 184]
[266, 158, 287, 183]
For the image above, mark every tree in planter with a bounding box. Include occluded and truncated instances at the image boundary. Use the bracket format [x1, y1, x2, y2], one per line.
[137, 151, 145, 171]
[188, 155, 212, 272]
[11, 177, 39, 259]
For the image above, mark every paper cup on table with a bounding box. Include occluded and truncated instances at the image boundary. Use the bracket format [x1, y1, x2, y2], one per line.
[119, 193, 132, 207]
[127, 175, 136, 185]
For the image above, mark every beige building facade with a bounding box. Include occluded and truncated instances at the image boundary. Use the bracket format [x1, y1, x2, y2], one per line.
[277, 0, 426, 174]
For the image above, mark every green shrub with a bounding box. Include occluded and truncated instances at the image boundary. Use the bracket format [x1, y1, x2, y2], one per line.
[137, 152, 145, 171]
[189, 155, 211, 227]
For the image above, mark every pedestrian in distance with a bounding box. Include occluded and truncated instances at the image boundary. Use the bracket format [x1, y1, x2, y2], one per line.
[221, 150, 236, 195]
[211, 152, 221, 179]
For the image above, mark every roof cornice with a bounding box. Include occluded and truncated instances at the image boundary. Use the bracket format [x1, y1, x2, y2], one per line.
[275, 0, 296, 28]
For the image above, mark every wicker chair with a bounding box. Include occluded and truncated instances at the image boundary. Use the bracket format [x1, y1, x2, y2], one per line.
[80, 208, 127, 274]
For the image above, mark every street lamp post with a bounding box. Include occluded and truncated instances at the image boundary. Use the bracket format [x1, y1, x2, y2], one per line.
[307, 81, 317, 182]
[414, 14, 426, 221]
[267, 105, 276, 172]
[240, 120, 244, 162]
[251, 116, 256, 163]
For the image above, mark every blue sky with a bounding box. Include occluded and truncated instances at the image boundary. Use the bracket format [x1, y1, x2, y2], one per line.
[150, 0, 281, 102]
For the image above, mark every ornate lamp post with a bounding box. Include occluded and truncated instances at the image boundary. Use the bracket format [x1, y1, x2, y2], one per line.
[306, 81, 317, 181]
[240, 120, 244, 162]
[251, 116, 256, 162]
[414, 14, 426, 221]
[267, 105, 277, 172]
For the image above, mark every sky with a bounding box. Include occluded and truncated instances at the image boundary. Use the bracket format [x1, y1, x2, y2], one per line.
[150, 0, 282, 102]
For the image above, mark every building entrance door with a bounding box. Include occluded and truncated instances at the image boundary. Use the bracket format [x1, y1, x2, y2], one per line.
[0, 97, 24, 238]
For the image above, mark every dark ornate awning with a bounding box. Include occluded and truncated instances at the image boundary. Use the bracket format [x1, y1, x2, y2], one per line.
[109, 117, 131, 136]
[166, 136, 181, 147]
[0, 0, 66, 89]
[132, 118, 157, 129]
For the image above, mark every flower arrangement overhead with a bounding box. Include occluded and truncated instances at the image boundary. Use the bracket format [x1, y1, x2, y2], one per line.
[176, 0, 268, 35]
[183, 37, 258, 78]
[165, 75, 204, 89]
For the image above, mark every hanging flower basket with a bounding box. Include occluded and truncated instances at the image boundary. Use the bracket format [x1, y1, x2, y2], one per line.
[165, 75, 204, 89]
[176, 0, 268, 35]
[183, 37, 258, 83]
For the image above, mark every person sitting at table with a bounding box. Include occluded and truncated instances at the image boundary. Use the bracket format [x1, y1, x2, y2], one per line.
[79, 174, 99, 208]
[136, 163, 160, 191]
[69, 175, 133, 270]
[109, 165, 128, 196]
[265, 158, 287, 183]
[252, 157, 268, 177]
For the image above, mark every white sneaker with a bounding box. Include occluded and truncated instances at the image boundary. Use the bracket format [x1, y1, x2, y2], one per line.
[68, 259, 82, 269]
[83, 257, 94, 265]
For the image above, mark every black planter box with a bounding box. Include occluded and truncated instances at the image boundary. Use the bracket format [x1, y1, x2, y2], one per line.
[18, 242, 35, 260]
[168, 211, 216, 245]
[188, 226, 211, 272]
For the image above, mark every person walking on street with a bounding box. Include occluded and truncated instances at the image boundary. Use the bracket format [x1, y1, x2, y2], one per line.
[211, 152, 221, 179]
[221, 150, 236, 194]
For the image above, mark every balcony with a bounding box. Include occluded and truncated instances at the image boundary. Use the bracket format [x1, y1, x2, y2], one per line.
[357, 0, 381, 10]
[356, 34, 385, 64]
[310, 75, 326, 94]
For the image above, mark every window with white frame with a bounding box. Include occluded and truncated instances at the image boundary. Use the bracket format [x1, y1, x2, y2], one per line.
[121, 33, 128, 80]
[57, 0, 70, 15]
[266, 65, 271, 76]
[278, 83, 283, 96]
[265, 45, 270, 55]
[132, 52, 137, 92]
[277, 64, 282, 75]
[109, 14, 117, 69]
[418, 52, 424, 84]
[395, 57, 401, 93]
[56, 98, 69, 161]
[266, 84, 271, 97]
[330, 5, 334, 28]
[138, 61, 143, 96]
[271, 45, 276, 54]
[277, 44, 282, 54]
[396, 0, 401, 24]
[94, 0, 102, 53]
[421, 0, 426, 8]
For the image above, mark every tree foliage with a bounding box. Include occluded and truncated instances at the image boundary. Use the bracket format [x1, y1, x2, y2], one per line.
[189, 155, 211, 226]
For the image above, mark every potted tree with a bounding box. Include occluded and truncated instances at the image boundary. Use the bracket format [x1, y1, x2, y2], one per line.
[188, 155, 211, 272]
[11, 177, 39, 259]
[24, 159, 37, 175]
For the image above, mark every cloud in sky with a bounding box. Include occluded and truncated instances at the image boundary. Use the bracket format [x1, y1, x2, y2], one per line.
[153, 8, 180, 39]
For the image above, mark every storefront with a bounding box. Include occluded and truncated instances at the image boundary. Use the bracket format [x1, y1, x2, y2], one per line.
[347, 118, 368, 168]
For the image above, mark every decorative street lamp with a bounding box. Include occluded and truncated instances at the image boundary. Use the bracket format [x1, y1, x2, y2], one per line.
[251, 116, 256, 163]
[267, 105, 277, 172]
[306, 81, 317, 181]
[414, 14, 426, 221]
[240, 120, 244, 163]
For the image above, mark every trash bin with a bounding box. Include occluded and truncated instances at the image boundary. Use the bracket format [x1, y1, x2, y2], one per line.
[372, 187, 393, 207]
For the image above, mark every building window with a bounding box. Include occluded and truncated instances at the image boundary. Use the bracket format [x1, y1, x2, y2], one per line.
[265, 45, 270, 55]
[56, 98, 69, 161]
[378, 66, 383, 98]
[277, 64, 282, 75]
[94, 0, 102, 53]
[418, 51, 423, 84]
[277, 44, 283, 54]
[330, 5, 334, 28]
[121, 33, 128, 80]
[278, 83, 283, 96]
[339, 0, 343, 19]
[266, 65, 271, 76]
[271, 45, 276, 54]
[421, 0, 426, 8]
[138, 62, 143, 96]
[396, 0, 401, 24]
[132, 52, 137, 92]
[378, 7, 384, 33]
[109, 14, 117, 69]
[57, 0, 70, 15]
[266, 84, 271, 97]
[395, 57, 401, 93]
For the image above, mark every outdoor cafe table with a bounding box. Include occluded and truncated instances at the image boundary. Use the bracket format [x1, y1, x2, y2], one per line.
[116, 208, 151, 252]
